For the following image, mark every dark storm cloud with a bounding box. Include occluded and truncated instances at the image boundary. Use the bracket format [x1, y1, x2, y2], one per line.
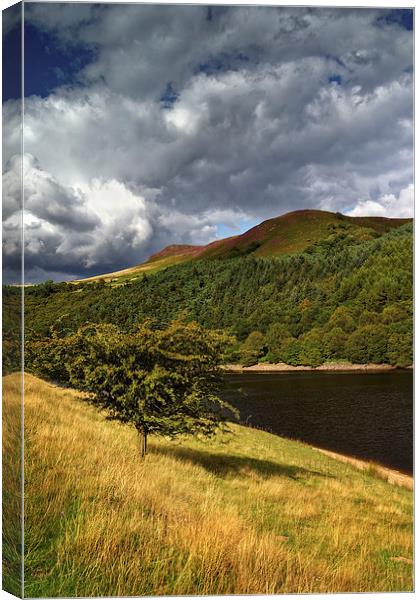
[2, 4, 413, 282]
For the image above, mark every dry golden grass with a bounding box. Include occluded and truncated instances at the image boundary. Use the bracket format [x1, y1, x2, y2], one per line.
[3, 373, 413, 597]
[72, 252, 191, 285]
[2, 372, 22, 596]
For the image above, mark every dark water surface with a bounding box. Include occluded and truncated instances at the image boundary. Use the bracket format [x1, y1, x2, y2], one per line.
[222, 370, 413, 474]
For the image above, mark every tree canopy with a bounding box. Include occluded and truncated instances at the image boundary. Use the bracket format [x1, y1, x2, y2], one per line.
[28, 320, 238, 455]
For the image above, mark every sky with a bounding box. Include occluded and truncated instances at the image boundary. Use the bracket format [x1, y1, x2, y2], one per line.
[2, 3, 414, 283]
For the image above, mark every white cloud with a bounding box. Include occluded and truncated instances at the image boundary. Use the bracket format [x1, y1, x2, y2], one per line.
[346, 184, 414, 218]
[70, 179, 153, 268]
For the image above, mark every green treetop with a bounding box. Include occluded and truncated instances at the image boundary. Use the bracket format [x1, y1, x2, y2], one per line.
[29, 320, 238, 456]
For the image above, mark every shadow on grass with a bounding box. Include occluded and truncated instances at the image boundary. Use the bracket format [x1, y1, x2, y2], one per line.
[150, 444, 334, 481]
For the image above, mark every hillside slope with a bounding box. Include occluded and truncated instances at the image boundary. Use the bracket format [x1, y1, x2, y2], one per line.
[78, 209, 410, 283]
[5, 373, 413, 596]
[197, 210, 410, 260]
[21, 222, 413, 371]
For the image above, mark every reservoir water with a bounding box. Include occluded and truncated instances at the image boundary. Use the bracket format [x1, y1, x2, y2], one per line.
[222, 370, 413, 474]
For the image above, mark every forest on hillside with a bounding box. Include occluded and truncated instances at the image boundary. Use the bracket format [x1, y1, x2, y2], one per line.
[3, 222, 413, 371]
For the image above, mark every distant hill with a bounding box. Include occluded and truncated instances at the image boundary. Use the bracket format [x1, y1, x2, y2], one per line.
[77, 209, 411, 283]
[6, 218, 411, 372]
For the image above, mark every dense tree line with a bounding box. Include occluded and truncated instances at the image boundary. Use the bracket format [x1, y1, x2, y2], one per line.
[2, 286, 21, 373]
[4, 222, 413, 371]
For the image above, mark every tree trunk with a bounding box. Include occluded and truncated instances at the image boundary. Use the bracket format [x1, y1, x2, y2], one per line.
[137, 428, 147, 458]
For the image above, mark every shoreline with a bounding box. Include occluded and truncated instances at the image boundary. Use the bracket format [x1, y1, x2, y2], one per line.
[310, 446, 413, 490]
[223, 361, 409, 373]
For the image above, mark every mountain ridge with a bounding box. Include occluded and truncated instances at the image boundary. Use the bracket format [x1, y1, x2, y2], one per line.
[77, 209, 411, 283]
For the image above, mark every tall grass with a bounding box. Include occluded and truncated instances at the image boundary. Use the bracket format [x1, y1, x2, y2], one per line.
[3, 372, 22, 597]
[4, 373, 413, 596]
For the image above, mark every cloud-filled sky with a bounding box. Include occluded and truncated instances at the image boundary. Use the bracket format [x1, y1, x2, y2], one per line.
[2, 3, 414, 282]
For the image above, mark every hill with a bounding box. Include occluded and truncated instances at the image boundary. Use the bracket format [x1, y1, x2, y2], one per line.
[77, 209, 411, 283]
[3, 373, 413, 596]
[17, 221, 412, 371]
[197, 210, 410, 259]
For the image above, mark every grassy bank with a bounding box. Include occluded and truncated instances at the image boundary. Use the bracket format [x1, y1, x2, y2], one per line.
[5, 373, 413, 596]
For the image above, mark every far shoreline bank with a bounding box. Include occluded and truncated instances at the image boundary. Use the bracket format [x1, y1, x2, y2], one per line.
[222, 362, 412, 373]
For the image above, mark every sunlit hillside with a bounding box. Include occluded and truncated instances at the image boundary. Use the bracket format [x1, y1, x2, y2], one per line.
[4, 373, 413, 597]
[75, 209, 411, 284]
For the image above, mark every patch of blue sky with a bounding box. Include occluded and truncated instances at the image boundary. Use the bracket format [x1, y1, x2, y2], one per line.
[160, 82, 179, 109]
[376, 9, 413, 31]
[24, 23, 94, 98]
[328, 74, 342, 85]
[3, 17, 21, 102]
[217, 217, 258, 240]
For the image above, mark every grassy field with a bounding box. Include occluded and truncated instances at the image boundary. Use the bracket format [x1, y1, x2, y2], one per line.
[4, 373, 413, 596]
[2, 372, 22, 596]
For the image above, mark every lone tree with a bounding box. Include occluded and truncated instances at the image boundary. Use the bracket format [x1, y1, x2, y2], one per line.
[30, 320, 238, 457]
